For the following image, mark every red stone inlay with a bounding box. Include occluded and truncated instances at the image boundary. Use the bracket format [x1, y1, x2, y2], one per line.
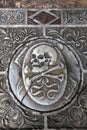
[51, 18, 61, 24]
[28, 11, 37, 17]
[34, 11, 56, 24]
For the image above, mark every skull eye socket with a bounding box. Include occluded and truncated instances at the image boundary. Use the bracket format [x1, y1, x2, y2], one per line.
[44, 52, 51, 58]
[38, 55, 44, 59]
[32, 54, 36, 58]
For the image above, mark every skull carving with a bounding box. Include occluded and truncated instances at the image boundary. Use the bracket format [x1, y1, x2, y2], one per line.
[30, 45, 58, 73]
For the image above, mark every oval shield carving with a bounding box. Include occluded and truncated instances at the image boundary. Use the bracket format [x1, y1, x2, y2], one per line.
[9, 39, 82, 112]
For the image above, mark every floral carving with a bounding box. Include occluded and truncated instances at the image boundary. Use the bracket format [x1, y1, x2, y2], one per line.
[0, 28, 42, 70]
[68, 106, 86, 127]
[0, 89, 25, 128]
[60, 28, 87, 51]
[47, 27, 87, 52]
[47, 27, 87, 69]
[3, 107, 25, 128]
[0, 75, 43, 129]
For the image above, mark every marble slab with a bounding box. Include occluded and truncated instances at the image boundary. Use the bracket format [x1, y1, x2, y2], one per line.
[0, 8, 87, 130]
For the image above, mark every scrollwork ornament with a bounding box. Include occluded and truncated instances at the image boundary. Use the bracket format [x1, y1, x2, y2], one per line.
[61, 28, 87, 52]
[3, 106, 25, 129]
[78, 85, 87, 111]
[48, 112, 67, 126]
[69, 106, 86, 127]
[0, 28, 42, 70]
[0, 75, 25, 129]
[0, 93, 13, 118]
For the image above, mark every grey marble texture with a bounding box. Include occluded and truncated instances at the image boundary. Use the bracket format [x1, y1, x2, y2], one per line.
[0, 10, 26, 25]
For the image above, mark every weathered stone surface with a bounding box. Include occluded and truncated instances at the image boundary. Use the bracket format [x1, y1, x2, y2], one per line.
[0, 7, 87, 130]
[0, 26, 87, 129]
[46, 27, 87, 69]
[63, 9, 87, 24]
[0, 10, 26, 25]
[0, 27, 44, 129]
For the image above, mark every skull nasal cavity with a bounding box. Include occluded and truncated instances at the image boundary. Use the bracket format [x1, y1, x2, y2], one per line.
[34, 59, 38, 62]
[38, 54, 44, 59]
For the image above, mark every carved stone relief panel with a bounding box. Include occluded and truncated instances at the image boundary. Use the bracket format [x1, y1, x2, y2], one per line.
[8, 37, 82, 112]
[0, 26, 87, 129]
[0, 7, 87, 130]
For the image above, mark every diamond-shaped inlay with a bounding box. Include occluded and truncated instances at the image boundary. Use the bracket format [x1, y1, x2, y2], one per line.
[34, 11, 56, 24]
